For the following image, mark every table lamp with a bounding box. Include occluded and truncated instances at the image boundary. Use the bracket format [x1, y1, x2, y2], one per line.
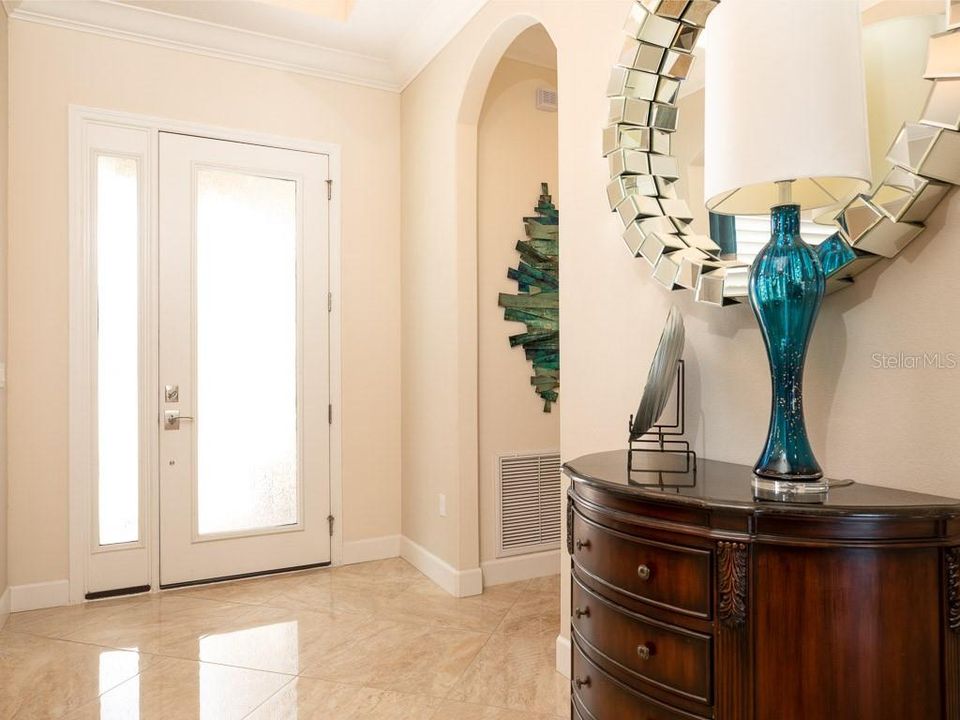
[704, 0, 872, 500]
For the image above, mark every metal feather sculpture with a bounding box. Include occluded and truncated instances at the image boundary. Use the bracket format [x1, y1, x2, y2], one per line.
[498, 183, 560, 412]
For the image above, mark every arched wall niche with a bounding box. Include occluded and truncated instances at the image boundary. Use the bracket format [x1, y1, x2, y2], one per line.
[452, 14, 559, 580]
[475, 26, 560, 569]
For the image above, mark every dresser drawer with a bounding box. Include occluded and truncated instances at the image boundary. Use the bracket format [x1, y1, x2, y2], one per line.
[572, 576, 712, 704]
[572, 641, 708, 720]
[571, 511, 712, 618]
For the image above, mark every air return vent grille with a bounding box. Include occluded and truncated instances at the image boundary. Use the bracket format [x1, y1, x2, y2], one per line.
[536, 87, 558, 112]
[497, 452, 562, 557]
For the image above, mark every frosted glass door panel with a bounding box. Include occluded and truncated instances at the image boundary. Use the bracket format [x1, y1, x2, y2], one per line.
[97, 155, 140, 546]
[159, 131, 329, 586]
[196, 169, 298, 536]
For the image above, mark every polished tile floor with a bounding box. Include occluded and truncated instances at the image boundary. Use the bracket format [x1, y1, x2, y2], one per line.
[0, 559, 568, 719]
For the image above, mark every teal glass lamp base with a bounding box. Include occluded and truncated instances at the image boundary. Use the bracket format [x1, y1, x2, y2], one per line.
[748, 204, 825, 484]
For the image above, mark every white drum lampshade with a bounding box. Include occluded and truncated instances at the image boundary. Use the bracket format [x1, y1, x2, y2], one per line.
[704, 0, 872, 215]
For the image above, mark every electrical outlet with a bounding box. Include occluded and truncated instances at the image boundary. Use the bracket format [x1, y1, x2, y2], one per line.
[439, 493, 447, 517]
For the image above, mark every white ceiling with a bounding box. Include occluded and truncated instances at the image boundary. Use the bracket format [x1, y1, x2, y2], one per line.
[3, 0, 489, 90]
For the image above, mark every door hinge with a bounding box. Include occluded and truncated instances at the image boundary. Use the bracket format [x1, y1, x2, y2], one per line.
[328, 404, 333, 425]
[327, 514, 335, 537]
[326, 179, 333, 201]
[327, 291, 332, 312]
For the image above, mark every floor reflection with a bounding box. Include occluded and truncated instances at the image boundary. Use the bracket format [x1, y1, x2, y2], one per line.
[199, 620, 300, 676]
[1, 559, 568, 719]
[98, 648, 142, 697]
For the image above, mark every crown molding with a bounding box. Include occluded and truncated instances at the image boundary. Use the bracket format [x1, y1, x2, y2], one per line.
[7, 0, 489, 93]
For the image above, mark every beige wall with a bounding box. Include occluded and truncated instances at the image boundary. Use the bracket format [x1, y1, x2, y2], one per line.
[7, 20, 402, 587]
[400, 0, 627, 602]
[680, 200, 960, 499]
[6, 0, 953, 622]
[401, 0, 960, 650]
[674, 89, 708, 235]
[863, 15, 941, 185]
[478, 56, 559, 564]
[0, 7, 8, 622]
[668, 11, 959, 499]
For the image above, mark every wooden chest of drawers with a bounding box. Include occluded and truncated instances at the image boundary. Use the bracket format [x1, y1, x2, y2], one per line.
[565, 451, 960, 720]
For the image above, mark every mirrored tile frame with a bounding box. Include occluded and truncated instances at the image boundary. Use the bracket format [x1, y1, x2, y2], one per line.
[605, 1, 960, 307]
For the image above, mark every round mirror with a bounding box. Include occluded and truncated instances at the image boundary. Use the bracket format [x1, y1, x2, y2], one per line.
[606, 0, 959, 307]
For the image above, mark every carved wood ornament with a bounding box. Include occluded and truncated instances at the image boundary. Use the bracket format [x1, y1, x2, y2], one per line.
[567, 500, 575, 556]
[948, 546, 960, 633]
[718, 541, 748, 627]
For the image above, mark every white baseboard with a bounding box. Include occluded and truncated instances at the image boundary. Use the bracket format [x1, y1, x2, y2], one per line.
[0, 586, 10, 629]
[481, 550, 560, 587]
[341, 534, 401, 565]
[556, 633, 571, 678]
[11, 579, 70, 612]
[400, 536, 482, 598]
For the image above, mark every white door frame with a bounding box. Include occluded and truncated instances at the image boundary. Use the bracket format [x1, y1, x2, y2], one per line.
[68, 105, 343, 604]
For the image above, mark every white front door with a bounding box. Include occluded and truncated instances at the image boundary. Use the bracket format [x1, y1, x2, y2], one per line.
[157, 133, 331, 586]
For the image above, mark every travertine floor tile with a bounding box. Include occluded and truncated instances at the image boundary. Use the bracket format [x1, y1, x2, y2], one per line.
[448, 633, 569, 715]
[495, 584, 560, 638]
[376, 580, 525, 632]
[299, 620, 489, 697]
[265, 572, 409, 616]
[59, 595, 259, 658]
[246, 677, 442, 719]
[190, 605, 380, 675]
[65, 656, 292, 720]
[523, 574, 561, 595]
[331, 558, 424, 585]
[0, 631, 147, 719]
[429, 700, 562, 719]
[3, 594, 157, 640]
[2, 564, 567, 719]
[170, 569, 315, 607]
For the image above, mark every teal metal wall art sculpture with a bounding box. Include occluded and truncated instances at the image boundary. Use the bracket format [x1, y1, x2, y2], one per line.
[498, 184, 559, 412]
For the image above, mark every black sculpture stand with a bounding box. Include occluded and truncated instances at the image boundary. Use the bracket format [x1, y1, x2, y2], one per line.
[628, 360, 697, 478]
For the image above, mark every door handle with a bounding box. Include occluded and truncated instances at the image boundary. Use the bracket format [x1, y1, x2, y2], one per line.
[163, 410, 194, 430]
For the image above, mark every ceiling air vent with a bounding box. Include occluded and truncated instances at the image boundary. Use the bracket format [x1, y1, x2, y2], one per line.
[497, 452, 562, 557]
[536, 87, 558, 112]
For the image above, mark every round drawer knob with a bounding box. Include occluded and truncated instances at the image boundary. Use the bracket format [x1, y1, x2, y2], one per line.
[637, 564, 652, 581]
[574, 606, 590, 619]
[637, 643, 654, 661]
[574, 676, 591, 690]
[575, 539, 591, 551]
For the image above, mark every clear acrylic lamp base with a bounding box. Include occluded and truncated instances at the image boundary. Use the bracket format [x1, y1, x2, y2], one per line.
[752, 476, 855, 504]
